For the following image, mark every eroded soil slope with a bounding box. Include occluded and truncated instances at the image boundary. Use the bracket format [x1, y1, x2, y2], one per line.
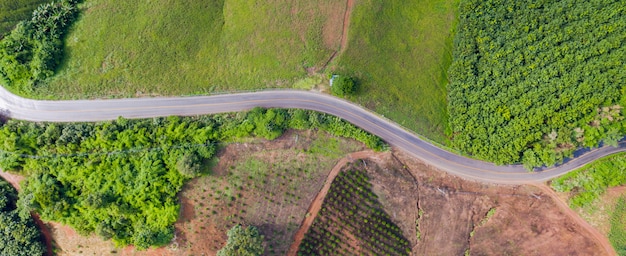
[364, 151, 607, 256]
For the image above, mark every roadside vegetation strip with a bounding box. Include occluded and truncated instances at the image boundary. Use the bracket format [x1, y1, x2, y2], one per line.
[551, 152, 626, 208]
[297, 165, 411, 256]
[331, 0, 458, 144]
[448, 0, 626, 168]
[0, 108, 384, 250]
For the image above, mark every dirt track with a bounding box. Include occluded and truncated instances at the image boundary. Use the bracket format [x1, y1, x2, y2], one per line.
[319, 0, 354, 70]
[534, 184, 617, 256]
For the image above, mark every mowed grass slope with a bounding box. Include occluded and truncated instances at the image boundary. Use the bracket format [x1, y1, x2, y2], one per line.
[331, 0, 459, 143]
[44, 0, 339, 98]
[0, 0, 48, 36]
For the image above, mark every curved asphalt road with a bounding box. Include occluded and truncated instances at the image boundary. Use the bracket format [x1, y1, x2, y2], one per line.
[0, 86, 624, 184]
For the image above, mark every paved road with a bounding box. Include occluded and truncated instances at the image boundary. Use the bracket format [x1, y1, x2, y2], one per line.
[0, 86, 624, 184]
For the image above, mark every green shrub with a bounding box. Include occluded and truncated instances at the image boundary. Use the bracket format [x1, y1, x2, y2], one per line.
[217, 225, 265, 256]
[0, 179, 45, 256]
[330, 75, 356, 96]
[551, 153, 626, 207]
[0, 0, 79, 94]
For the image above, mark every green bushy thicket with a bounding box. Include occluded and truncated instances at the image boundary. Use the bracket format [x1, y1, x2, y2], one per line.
[552, 153, 626, 207]
[0, 108, 385, 249]
[0, 179, 45, 256]
[0, 0, 49, 36]
[0, 0, 79, 94]
[448, 0, 626, 168]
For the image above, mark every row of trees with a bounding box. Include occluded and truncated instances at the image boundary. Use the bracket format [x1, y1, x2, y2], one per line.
[0, 179, 45, 256]
[448, 0, 626, 168]
[0, 108, 385, 249]
[0, 0, 80, 94]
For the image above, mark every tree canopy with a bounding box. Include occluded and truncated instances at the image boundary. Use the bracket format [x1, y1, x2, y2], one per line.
[0, 108, 384, 249]
[331, 75, 357, 96]
[447, 0, 626, 168]
[217, 225, 264, 256]
[0, 179, 45, 256]
[0, 0, 80, 94]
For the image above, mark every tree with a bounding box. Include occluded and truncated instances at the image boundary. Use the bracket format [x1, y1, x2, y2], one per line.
[0, 180, 45, 256]
[331, 75, 357, 96]
[176, 152, 202, 177]
[217, 225, 264, 256]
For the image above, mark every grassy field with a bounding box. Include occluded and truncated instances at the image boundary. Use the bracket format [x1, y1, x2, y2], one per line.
[331, 0, 458, 142]
[16, 0, 459, 143]
[0, 0, 48, 36]
[43, 0, 340, 98]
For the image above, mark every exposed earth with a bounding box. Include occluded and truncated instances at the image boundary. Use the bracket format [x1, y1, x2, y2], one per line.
[0, 130, 613, 255]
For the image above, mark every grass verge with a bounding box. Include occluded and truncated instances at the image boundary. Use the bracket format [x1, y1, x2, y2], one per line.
[551, 152, 626, 208]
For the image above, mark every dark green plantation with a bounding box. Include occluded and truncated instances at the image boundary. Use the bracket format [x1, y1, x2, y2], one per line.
[448, 0, 626, 167]
[298, 168, 410, 256]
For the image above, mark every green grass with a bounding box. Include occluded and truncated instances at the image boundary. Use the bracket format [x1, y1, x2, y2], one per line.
[331, 0, 459, 143]
[0, 0, 48, 36]
[42, 0, 337, 98]
[552, 153, 626, 207]
[609, 196, 626, 255]
[26, 0, 457, 144]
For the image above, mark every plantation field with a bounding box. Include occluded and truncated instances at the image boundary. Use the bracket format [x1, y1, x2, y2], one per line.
[40, 0, 341, 98]
[331, 0, 458, 143]
[298, 164, 411, 255]
[610, 195, 626, 255]
[0, 0, 48, 36]
[448, 0, 626, 166]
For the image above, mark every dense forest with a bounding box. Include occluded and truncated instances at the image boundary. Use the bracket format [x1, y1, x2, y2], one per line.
[0, 108, 384, 249]
[447, 0, 626, 168]
[0, 179, 46, 256]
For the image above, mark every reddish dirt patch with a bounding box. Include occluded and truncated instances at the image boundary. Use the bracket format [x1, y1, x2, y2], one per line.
[389, 150, 610, 256]
[535, 184, 617, 256]
[0, 170, 25, 190]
